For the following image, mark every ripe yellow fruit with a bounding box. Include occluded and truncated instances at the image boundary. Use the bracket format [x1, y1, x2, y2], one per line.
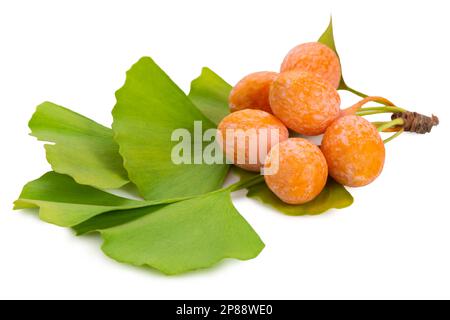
[280, 42, 341, 88]
[264, 138, 328, 204]
[270, 71, 341, 136]
[321, 115, 385, 187]
[218, 109, 289, 172]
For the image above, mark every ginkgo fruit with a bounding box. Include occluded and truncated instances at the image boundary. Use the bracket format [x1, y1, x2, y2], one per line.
[280, 42, 341, 88]
[264, 138, 328, 204]
[269, 71, 341, 136]
[229, 71, 279, 114]
[321, 115, 385, 187]
[218, 109, 289, 172]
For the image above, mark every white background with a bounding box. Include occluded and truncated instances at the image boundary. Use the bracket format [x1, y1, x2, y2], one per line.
[1, 0, 449, 300]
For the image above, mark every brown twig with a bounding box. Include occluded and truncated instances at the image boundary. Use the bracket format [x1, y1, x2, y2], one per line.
[391, 112, 439, 134]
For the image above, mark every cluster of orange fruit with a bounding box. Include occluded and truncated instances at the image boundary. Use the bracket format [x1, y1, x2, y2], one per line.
[218, 42, 385, 205]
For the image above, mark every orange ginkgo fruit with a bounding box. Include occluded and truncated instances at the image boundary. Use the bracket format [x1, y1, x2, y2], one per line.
[218, 109, 289, 172]
[264, 138, 328, 204]
[280, 42, 341, 88]
[321, 115, 385, 187]
[270, 71, 341, 136]
[229, 71, 279, 113]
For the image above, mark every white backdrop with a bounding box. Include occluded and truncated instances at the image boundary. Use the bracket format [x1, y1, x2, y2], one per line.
[1, 0, 449, 299]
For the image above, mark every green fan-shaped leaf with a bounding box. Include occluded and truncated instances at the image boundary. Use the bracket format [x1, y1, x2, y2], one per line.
[15, 172, 264, 274]
[318, 18, 369, 97]
[113, 57, 229, 200]
[98, 189, 264, 275]
[29, 102, 129, 189]
[247, 178, 353, 216]
[188, 67, 232, 125]
[14, 172, 167, 227]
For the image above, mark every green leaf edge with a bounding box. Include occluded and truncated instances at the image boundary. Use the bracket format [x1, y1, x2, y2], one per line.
[247, 178, 354, 216]
[188, 67, 232, 125]
[28, 102, 130, 189]
[318, 17, 369, 97]
[13, 173, 177, 228]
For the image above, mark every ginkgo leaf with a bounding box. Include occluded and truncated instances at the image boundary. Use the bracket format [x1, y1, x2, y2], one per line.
[247, 178, 353, 216]
[318, 18, 369, 98]
[98, 189, 265, 275]
[29, 102, 129, 189]
[113, 57, 229, 200]
[15, 172, 265, 275]
[14, 172, 169, 227]
[188, 67, 232, 125]
[73, 205, 166, 235]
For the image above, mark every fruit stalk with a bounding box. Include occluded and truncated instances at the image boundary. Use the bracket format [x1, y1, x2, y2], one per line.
[391, 111, 439, 134]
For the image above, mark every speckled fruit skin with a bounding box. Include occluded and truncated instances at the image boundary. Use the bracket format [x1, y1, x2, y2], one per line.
[270, 71, 341, 136]
[229, 71, 279, 113]
[264, 138, 328, 204]
[321, 115, 385, 187]
[218, 109, 289, 172]
[280, 42, 341, 88]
